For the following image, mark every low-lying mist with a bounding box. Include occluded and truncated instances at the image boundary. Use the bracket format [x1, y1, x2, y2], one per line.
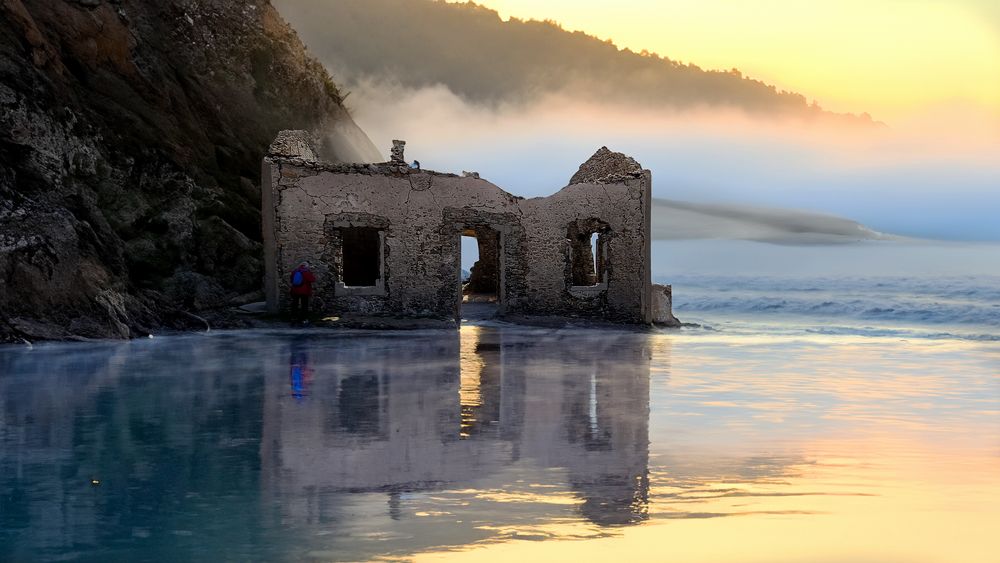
[346, 80, 1000, 242]
[651, 199, 894, 244]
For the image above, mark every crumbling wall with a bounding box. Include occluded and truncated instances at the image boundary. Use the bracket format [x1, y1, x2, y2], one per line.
[262, 133, 653, 323]
[652, 284, 681, 327]
[509, 178, 650, 322]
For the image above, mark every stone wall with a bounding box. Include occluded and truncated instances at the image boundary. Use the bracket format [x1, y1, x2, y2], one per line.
[652, 284, 681, 327]
[262, 132, 653, 323]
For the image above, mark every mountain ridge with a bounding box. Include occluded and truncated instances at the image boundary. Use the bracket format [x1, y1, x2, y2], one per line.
[274, 0, 876, 123]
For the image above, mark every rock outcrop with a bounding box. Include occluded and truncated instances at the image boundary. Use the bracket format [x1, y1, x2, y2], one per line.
[0, 0, 374, 341]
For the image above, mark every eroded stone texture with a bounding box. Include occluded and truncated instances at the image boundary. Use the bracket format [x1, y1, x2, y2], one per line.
[263, 137, 656, 324]
[268, 130, 321, 161]
[569, 146, 644, 185]
[390, 140, 406, 164]
[652, 284, 681, 327]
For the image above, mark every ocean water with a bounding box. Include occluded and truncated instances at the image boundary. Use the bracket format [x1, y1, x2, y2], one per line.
[668, 274, 1000, 340]
[1, 240, 998, 561]
[655, 240, 1000, 340]
[1, 324, 998, 561]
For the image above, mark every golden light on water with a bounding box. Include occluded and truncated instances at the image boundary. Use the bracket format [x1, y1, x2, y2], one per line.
[460, 325, 486, 439]
[3, 324, 997, 560]
[412, 442, 1000, 562]
[408, 331, 1000, 562]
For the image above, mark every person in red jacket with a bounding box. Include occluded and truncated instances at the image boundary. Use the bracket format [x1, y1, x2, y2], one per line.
[289, 262, 316, 324]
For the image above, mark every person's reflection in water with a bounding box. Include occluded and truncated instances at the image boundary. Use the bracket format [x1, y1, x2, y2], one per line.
[289, 340, 313, 402]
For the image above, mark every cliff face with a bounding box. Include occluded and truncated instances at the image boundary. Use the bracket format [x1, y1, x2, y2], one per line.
[0, 0, 373, 341]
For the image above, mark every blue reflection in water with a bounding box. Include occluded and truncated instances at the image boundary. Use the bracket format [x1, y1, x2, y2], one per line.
[289, 340, 312, 402]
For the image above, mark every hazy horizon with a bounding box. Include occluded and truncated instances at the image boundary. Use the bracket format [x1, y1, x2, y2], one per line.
[274, 0, 1000, 243]
[346, 81, 1000, 242]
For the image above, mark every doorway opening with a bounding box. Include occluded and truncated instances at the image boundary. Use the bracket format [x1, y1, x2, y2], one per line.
[460, 228, 500, 320]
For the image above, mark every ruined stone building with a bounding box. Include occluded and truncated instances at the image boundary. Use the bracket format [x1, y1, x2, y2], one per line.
[262, 130, 674, 324]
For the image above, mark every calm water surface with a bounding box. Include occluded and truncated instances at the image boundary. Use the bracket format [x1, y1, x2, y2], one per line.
[1, 323, 998, 561]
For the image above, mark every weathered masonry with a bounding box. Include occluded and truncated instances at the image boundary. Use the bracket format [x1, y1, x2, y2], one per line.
[262, 130, 664, 324]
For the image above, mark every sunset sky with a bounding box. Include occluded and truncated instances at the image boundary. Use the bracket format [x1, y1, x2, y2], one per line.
[454, 0, 1000, 120]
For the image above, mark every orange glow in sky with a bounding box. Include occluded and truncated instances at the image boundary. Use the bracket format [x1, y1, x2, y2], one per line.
[455, 0, 1000, 119]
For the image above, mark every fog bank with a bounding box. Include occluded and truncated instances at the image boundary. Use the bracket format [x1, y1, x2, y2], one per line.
[651, 199, 893, 244]
[346, 81, 1000, 241]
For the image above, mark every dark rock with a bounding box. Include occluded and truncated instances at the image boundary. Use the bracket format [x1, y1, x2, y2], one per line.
[163, 272, 228, 311]
[0, 0, 363, 341]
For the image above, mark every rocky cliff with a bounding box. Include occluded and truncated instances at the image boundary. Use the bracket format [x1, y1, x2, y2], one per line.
[0, 0, 375, 341]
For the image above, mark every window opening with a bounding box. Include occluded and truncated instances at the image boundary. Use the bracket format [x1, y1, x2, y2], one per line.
[570, 222, 609, 287]
[590, 232, 600, 279]
[341, 227, 381, 287]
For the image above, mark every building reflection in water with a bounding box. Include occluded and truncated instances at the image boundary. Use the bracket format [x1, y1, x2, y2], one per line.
[262, 326, 652, 530]
[0, 329, 653, 560]
[5, 327, 998, 561]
